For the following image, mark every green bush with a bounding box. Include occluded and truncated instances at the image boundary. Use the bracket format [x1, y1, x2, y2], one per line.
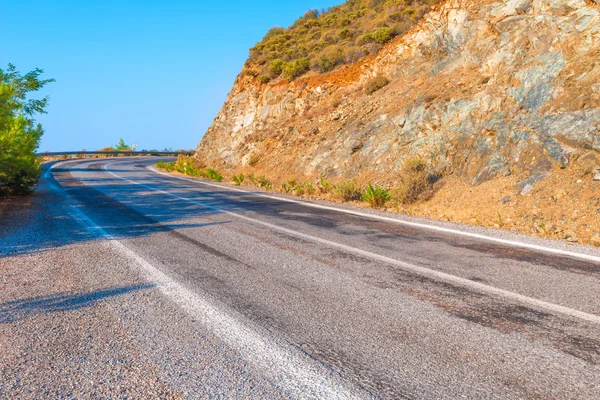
[371, 27, 395, 44]
[268, 59, 285, 78]
[256, 175, 272, 189]
[362, 183, 391, 208]
[0, 64, 54, 196]
[165, 155, 223, 182]
[333, 180, 362, 202]
[157, 161, 175, 172]
[391, 157, 435, 204]
[303, 181, 316, 195]
[281, 178, 296, 193]
[258, 75, 271, 84]
[232, 173, 244, 185]
[206, 168, 223, 182]
[318, 175, 333, 193]
[282, 58, 310, 80]
[365, 75, 390, 95]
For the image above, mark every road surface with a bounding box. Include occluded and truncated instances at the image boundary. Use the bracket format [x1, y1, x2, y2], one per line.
[2, 157, 600, 399]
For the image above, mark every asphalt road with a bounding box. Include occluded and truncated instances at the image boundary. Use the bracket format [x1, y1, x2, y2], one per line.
[2, 157, 600, 399]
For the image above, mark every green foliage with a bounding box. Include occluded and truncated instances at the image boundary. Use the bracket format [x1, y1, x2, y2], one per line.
[318, 175, 333, 193]
[248, 154, 260, 166]
[333, 180, 362, 202]
[156, 161, 175, 172]
[232, 173, 245, 185]
[282, 58, 310, 80]
[371, 27, 395, 44]
[206, 168, 223, 182]
[244, 69, 259, 77]
[115, 138, 130, 151]
[248, 0, 439, 79]
[362, 183, 391, 208]
[256, 175, 272, 189]
[161, 155, 223, 182]
[281, 178, 297, 194]
[258, 75, 271, 84]
[365, 75, 390, 95]
[268, 59, 285, 78]
[0, 64, 54, 195]
[303, 181, 316, 195]
[391, 157, 435, 204]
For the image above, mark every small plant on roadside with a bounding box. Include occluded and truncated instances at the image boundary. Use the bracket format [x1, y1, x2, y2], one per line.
[294, 185, 305, 196]
[247, 173, 257, 184]
[318, 175, 333, 193]
[391, 157, 435, 205]
[281, 178, 296, 193]
[333, 180, 363, 202]
[303, 181, 316, 196]
[206, 168, 223, 182]
[257, 175, 272, 189]
[497, 211, 504, 228]
[232, 173, 245, 186]
[362, 183, 391, 208]
[156, 161, 175, 172]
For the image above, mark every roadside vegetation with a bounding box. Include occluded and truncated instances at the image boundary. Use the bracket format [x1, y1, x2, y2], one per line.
[247, 0, 440, 80]
[159, 155, 438, 210]
[156, 155, 223, 182]
[0, 64, 54, 196]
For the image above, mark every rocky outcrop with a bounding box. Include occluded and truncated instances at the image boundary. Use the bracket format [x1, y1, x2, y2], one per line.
[197, 0, 600, 185]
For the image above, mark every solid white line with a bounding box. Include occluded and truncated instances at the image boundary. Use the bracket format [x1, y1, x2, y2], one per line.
[144, 164, 600, 265]
[67, 206, 363, 400]
[101, 161, 600, 325]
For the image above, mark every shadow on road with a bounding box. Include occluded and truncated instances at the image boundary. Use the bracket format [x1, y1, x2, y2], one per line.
[0, 283, 156, 324]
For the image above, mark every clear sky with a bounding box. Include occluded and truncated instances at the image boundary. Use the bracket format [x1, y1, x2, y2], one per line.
[1, 0, 341, 152]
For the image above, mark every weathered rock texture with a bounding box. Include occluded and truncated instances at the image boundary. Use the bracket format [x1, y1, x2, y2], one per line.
[197, 0, 599, 185]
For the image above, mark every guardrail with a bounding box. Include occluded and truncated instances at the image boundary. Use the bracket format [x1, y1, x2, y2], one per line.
[37, 151, 193, 157]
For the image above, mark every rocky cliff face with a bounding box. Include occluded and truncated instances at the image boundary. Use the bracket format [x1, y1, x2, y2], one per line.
[197, 0, 600, 186]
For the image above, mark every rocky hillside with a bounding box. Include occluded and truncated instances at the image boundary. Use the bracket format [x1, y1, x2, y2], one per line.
[196, 0, 600, 244]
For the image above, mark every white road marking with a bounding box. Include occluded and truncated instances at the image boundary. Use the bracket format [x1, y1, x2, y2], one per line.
[66, 206, 364, 400]
[144, 164, 600, 265]
[99, 161, 600, 325]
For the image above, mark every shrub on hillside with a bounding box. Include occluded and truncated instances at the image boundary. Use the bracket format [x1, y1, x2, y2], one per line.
[248, 0, 440, 79]
[365, 75, 390, 95]
[268, 59, 285, 78]
[282, 58, 311, 80]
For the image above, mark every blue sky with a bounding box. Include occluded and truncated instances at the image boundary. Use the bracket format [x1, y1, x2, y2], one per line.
[1, 0, 341, 151]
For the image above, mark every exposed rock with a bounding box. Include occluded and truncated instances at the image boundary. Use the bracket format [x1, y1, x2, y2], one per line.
[591, 234, 600, 247]
[593, 169, 600, 181]
[196, 0, 600, 185]
[575, 152, 600, 174]
[520, 184, 534, 196]
[515, 173, 551, 191]
[498, 196, 511, 204]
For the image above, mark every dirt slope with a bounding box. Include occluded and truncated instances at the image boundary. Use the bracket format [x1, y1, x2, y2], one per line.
[195, 0, 600, 245]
